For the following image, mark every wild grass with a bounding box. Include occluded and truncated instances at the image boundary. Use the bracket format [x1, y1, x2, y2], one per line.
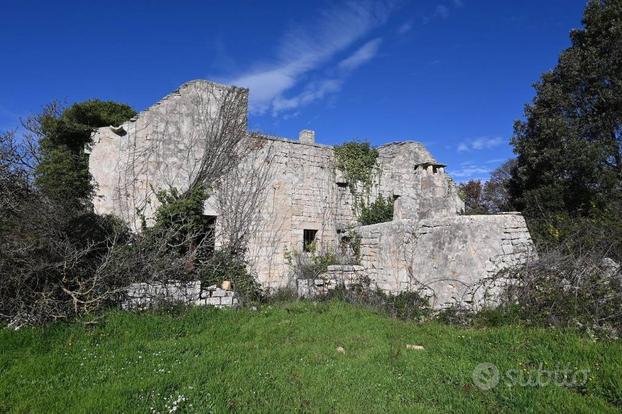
[1, 301, 620, 413]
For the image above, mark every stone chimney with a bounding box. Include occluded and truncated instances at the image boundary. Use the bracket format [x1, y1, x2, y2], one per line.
[299, 129, 315, 144]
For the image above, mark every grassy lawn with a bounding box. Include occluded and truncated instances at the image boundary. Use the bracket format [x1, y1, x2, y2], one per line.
[0, 301, 621, 413]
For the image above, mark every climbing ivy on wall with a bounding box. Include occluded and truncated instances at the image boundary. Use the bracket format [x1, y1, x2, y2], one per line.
[333, 141, 379, 192]
[334, 141, 395, 225]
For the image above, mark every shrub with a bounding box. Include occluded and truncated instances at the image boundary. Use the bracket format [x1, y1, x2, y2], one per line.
[285, 247, 345, 281]
[483, 249, 622, 338]
[198, 249, 261, 302]
[323, 278, 432, 321]
[359, 194, 394, 225]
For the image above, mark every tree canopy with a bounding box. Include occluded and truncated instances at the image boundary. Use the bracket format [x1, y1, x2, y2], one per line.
[33, 100, 136, 209]
[510, 0, 622, 218]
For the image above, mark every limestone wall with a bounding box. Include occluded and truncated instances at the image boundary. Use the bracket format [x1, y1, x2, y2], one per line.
[357, 213, 536, 307]
[237, 137, 354, 288]
[88, 79, 525, 296]
[296, 264, 367, 298]
[374, 142, 464, 220]
[123, 281, 240, 310]
[89, 80, 248, 231]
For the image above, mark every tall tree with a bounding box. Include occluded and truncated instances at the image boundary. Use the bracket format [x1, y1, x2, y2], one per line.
[32, 100, 136, 210]
[510, 0, 622, 220]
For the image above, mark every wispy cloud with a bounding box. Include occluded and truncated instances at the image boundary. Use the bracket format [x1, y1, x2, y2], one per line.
[338, 38, 383, 71]
[272, 79, 343, 114]
[449, 162, 492, 181]
[227, 1, 393, 115]
[457, 136, 505, 152]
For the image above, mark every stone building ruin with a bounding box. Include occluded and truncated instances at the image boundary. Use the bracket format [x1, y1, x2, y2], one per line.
[89, 80, 536, 307]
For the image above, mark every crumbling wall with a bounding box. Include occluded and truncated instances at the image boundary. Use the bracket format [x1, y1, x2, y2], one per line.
[88, 80, 529, 296]
[240, 136, 355, 289]
[296, 264, 367, 298]
[89, 80, 247, 231]
[123, 281, 240, 310]
[357, 213, 536, 307]
[373, 142, 464, 221]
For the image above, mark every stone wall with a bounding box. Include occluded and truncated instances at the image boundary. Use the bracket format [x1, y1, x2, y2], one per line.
[89, 79, 529, 298]
[89, 80, 248, 231]
[123, 280, 240, 310]
[357, 213, 536, 307]
[296, 264, 367, 298]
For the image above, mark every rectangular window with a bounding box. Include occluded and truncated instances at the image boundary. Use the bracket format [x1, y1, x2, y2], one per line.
[303, 229, 318, 252]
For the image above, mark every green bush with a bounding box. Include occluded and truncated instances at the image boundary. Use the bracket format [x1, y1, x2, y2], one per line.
[199, 250, 261, 302]
[359, 194, 394, 225]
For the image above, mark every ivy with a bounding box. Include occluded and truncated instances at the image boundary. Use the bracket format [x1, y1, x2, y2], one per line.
[333, 141, 379, 191]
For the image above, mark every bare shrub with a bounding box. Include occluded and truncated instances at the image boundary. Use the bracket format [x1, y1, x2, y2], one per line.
[474, 247, 622, 338]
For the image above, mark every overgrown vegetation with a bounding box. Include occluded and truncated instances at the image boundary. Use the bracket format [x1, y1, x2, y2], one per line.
[359, 194, 394, 225]
[34, 100, 136, 210]
[0, 85, 261, 324]
[0, 100, 137, 324]
[333, 141, 379, 191]
[285, 246, 341, 281]
[1, 302, 620, 413]
[333, 141, 395, 225]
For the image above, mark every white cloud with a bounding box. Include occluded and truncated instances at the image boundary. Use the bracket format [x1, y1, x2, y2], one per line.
[338, 38, 383, 71]
[457, 136, 505, 152]
[227, 1, 393, 115]
[272, 79, 343, 114]
[449, 163, 491, 180]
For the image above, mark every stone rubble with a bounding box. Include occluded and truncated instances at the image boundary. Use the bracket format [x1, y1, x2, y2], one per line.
[123, 280, 240, 310]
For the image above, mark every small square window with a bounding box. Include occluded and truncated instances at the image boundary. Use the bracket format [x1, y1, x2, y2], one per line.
[303, 229, 318, 252]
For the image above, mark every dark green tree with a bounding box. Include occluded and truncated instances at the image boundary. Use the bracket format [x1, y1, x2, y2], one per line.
[510, 0, 622, 246]
[33, 100, 135, 209]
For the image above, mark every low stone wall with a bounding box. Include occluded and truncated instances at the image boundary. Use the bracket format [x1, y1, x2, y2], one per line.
[296, 265, 367, 298]
[357, 213, 537, 308]
[123, 280, 240, 310]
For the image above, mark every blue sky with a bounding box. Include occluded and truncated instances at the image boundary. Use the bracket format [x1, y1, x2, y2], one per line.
[1, 0, 587, 181]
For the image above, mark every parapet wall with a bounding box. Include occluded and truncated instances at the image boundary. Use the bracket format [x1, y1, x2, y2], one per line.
[357, 213, 536, 307]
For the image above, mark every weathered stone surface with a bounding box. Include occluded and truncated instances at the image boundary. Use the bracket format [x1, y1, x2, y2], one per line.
[91, 79, 536, 305]
[123, 280, 240, 310]
[357, 214, 536, 308]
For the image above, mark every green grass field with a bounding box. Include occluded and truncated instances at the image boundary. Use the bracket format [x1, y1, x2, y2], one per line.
[1, 301, 621, 413]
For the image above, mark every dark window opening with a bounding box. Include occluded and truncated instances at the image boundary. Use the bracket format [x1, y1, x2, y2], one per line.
[339, 235, 351, 255]
[336, 182, 348, 188]
[202, 215, 217, 255]
[303, 229, 318, 252]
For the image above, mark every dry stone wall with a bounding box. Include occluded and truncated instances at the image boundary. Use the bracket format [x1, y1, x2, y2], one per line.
[296, 265, 367, 298]
[123, 281, 240, 310]
[357, 213, 536, 308]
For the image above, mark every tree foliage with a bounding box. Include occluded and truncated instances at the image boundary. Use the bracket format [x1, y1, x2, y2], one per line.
[510, 0, 622, 254]
[33, 100, 135, 209]
[459, 159, 516, 214]
[510, 0, 622, 218]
